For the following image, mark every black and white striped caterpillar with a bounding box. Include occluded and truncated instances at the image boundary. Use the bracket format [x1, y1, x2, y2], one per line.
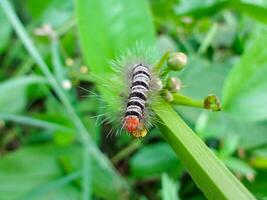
[92, 44, 162, 138]
[124, 63, 152, 137]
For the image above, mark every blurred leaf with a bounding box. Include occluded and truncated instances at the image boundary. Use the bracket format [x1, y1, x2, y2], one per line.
[149, 0, 178, 20]
[154, 101, 256, 200]
[234, 2, 267, 24]
[54, 130, 75, 146]
[76, 0, 156, 75]
[130, 143, 180, 178]
[250, 147, 267, 169]
[0, 113, 72, 132]
[180, 56, 232, 99]
[161, 173, 180, 200]
[0, 9, 12, 54]
[27, 0, 74, 27]
[222, 31, 267, 121]
[223, 157, 255, 176]
[0, 145, 80, 200]
[197, 111, 267, 149]
[0, 144, 128, 200]
[219, 134, 239, 157]
[176, 56, 232, 125]
[245, 170, 267, 199]
[175, 0, 223, 16]
[175, 1, 267, 24]
[0, 76, 47, 113]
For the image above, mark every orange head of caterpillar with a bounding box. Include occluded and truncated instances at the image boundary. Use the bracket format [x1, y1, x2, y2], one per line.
[124, 116, 147, 138]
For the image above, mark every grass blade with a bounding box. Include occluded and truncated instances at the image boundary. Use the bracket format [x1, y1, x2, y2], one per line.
[0, 112, 72, 132]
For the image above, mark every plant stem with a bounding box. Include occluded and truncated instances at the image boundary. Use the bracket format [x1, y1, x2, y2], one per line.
[172, 93, 204, 108]
[153, 50, 170, 73]
[111, 140, 142, 164]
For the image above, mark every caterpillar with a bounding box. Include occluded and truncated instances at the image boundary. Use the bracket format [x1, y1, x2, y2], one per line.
[124, 63, 151, 138]
[89, 44, 162, 138]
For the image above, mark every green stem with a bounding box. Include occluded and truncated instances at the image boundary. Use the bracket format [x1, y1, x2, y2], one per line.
[111, 140, 142, 164]
[172, 93, 204, 108]
[153, 51, 170, 73]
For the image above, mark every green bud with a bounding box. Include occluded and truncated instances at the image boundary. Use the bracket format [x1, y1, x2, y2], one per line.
[204, 94, 221, 112]
[163, 89, 174, 102]
[154, 77, 163, 91]
[167, 52, 187, 71]
[167, 77, 182, 92]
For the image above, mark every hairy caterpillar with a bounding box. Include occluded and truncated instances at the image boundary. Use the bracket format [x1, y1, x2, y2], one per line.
[124, 63, 152, 138]
[116, 46, 161, 138]
[91, 45, 162, 138]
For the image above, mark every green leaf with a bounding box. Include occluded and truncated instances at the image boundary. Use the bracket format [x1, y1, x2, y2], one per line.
[161, 173, 180, 200]
[27, 0, 74, 27]
[196, 111, 267, 149]
[0, 76, 47, 113]
[153, 101, 256, 200]
[0, 144, 128, 200]
[76, 0, 156, 75]
[0, 0, 131, 198]
[223, 157, 255, 176]
[130, 143, 181, 178]
[222, 31, 267, 121]
[245, 170, 267, 199]
[0, 145, 80, 200]
[176, 1, 267, 24]
[176, 56, 231, 124]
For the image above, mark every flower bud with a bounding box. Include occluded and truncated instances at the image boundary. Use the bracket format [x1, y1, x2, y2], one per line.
[167, 52, 187, 71]
[204, 94, 221, 111]
[163, 90, 174, 102]
[153, 77, 163, 91]
[167, 77, 182, 92]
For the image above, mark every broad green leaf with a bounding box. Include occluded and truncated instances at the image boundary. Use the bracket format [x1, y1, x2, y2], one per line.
[161, 173, 180, 200]
[153, 101, 256, 200]
[0, 76, 47, 113]
[130, 143, 181, 178]
[76, 0, 156, 74]
[222, 32, 267, 121]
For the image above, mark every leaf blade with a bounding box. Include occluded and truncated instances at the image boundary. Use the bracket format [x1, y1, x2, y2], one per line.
[153, 101, 256, 200]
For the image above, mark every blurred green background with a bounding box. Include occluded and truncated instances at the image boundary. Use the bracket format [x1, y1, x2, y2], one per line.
[0, 0, 267, 199]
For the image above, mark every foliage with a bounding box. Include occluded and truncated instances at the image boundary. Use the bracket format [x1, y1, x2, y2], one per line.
[0, 0, 267, 199]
